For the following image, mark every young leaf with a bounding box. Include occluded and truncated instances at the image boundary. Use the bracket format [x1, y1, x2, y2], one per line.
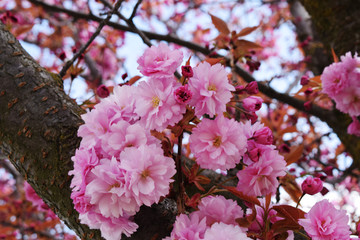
[210, 14, 230, 35]
[236, 25, 259, 38]
[223, 186, 261, 206]
[283, 145, 304, 166]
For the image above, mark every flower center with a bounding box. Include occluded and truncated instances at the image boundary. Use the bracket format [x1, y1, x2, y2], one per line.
[208, 84, 217, 91]
[141, 169, 150, 179]
[213, 136, 222, 147]
[108, 182, 120, 191]
[152, 96, 160, 108]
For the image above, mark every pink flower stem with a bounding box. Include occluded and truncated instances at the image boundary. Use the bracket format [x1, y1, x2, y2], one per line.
[176, 132, 185, 213]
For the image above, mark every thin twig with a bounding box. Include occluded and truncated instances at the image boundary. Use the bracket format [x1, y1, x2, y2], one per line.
[59, 0, 124, 78]
[129, 0, 143, 21]
[29, 0, 336, 123]
[99, 0, 152, 46]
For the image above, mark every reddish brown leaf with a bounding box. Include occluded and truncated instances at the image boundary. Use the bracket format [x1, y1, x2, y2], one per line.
[223, 186, 261, 206]
[236, 206, 257, 228]
[210, 14, 230, 35]
[127, 75, 141, 85]
[283, 145, 304, 166]
[272, 205, 305, 225]
[234, 39, 263, 51]
[279, 174, 303, 203]
[236, 25, 259, 38]
[204, 57, 225, 65]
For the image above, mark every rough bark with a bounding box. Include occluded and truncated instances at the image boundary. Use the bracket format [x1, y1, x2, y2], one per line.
[0, 22, 103, 239]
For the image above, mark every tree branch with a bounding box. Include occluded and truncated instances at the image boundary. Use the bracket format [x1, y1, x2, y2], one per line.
[59, 0, 124, 78]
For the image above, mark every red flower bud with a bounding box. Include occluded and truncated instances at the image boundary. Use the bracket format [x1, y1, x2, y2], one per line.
[181, 65, 193, 78]
[300, 75, 309, 85]
[242, 96, 263, 112]
[301, 176, 323, 195]
[244, 112, 258, 124]
[304, 88, 313, 96]
[248, 147, 260, 162]
[96, 84, 110, 98]
[245, 81, 259, 95]
[174, 84, 192, 104]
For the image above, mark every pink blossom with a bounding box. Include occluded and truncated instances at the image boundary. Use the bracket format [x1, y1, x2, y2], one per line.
[188, 62, 234, 118]
[301, 176, 323, 195]
[298, 199, 351, 240]
[242, 96, 263, 112]
[135, 80, 186, 131]
[321, 61, 349, 98]
[137, 42, 183, 79]
[71, 189, 92, 214]
[79, 211, 138, 239]
[98, 85, 139, 125]
[189, 116, 247, 171]
[120, 144, 176, 206]
[203, 222, 250, 240]
[86, 157, 139, 218]
[69, 148, 99, 191]
[236, 148, 286, 196]
[197, 195, 244, 226]
[174, 84, 192, 104]
[253, 126, 273, 145]
[347, 116, 360, 136]
[321, 52, 360, 116]
[101, 120, 158, 158]
[77, 107, 113, 150]
[332, 87, 360, 116]
[164, 212, 208, 240]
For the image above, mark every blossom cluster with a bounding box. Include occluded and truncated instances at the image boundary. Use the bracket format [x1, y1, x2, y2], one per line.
[321, 52, 360, 136]
[164, 195, 250, 240]
[69, 43, 356, 240]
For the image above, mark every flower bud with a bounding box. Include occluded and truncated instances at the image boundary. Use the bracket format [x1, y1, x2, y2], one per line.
[245, 81, 259, 95]
[244, 112, 258, 124]
[181, 65, 193, 78]
[174, 84, 192, 104]
[304, 88, 313, 96]
[253, 127, 273, 145]
[242, 96, 263, 112]
[96, 84, 110, 98]
[301, 176, 323, 195]
[300, 75, 309, 85]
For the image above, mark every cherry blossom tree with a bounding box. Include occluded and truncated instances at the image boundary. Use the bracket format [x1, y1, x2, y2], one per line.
[0, 0, 360, 239]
